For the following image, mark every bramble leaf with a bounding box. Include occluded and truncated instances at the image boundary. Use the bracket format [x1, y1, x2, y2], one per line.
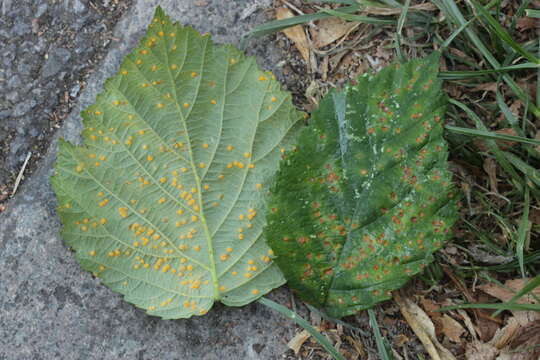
[51, 7, 302, 319]
[265, 53, 458, 318]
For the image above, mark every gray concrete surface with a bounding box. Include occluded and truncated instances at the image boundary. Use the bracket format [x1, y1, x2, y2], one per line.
[0, 1, 298, 359]
[0, 0, 131, 186]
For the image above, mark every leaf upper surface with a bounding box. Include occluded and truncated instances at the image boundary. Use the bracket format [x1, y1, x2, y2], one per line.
[265, 54, 458, 318]
[51, 7, 303, 319]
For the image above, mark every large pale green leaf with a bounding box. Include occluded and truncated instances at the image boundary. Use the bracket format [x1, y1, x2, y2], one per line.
[265, 53, 458, 318]
[51, 7, 302, 319]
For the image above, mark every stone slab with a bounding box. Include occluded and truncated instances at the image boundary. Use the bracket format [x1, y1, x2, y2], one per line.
[0, 1, 298, 359]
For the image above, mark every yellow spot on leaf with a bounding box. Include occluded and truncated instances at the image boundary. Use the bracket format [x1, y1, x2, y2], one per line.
[118, 207, 129, 218]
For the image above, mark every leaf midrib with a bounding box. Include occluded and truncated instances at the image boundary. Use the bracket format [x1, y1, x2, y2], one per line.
[158, 26, 221, 300]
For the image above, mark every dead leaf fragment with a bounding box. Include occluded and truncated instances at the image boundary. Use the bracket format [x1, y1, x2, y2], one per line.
[479, 278, 540, 304]
[489, 316, 522, 349]
[345, 335, 365, 358]
[394, 292, 457, 360]
[441, 315, 465, 343]
[275, 8, 310, 63]
[287, 329, 313, 355]
[530, 208, 540, 225]
[465, 340, 498, 360]
[508, 320, 540, 360]
[311, 17, 356, 48]
[478, 278, 540, 325]
[483, 158, 498, 193]
[516, 16, 539, 31]
[362, 3, 437, 15]
[472, 82, 498, 92]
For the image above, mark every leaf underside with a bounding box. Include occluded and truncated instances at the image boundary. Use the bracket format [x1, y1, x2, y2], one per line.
[265, 54, 458, 318]
[51, 7, 303, 319]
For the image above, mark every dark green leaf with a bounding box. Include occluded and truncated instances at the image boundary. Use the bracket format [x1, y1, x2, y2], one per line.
[265, 53, 458, 318]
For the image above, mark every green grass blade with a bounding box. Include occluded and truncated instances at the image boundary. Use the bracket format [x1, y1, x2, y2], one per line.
[440, 303, 540, 312]
[444, 125, 540, 146]
[357, 0, 402, 7]
[258, 297, 346, 360]
[439, 63, 540, 79]
[496, 90, 540, 159]
[459, 250, 540, 272]
[447, 99, 525, 191]
[247, 5, 360, 38]
[517, 188, 530, 277]
[469, 0, 540, 64]
[318, 8, 396, 24]
[433, 0, 540, 118]
[368, 309, 394, 360]
[502, 151, 540, 189]
[537, 37, 540, 108]
[305, 304, 370, 336]
[307, 0, 356, 4]
[509, 0, 533, 33]
[395, 0, 411, 62]
[496, 274, 540, 316]
[496, 89, 519, 126]
[525, 9, 540, 18]
[440, 18, 475, 49]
